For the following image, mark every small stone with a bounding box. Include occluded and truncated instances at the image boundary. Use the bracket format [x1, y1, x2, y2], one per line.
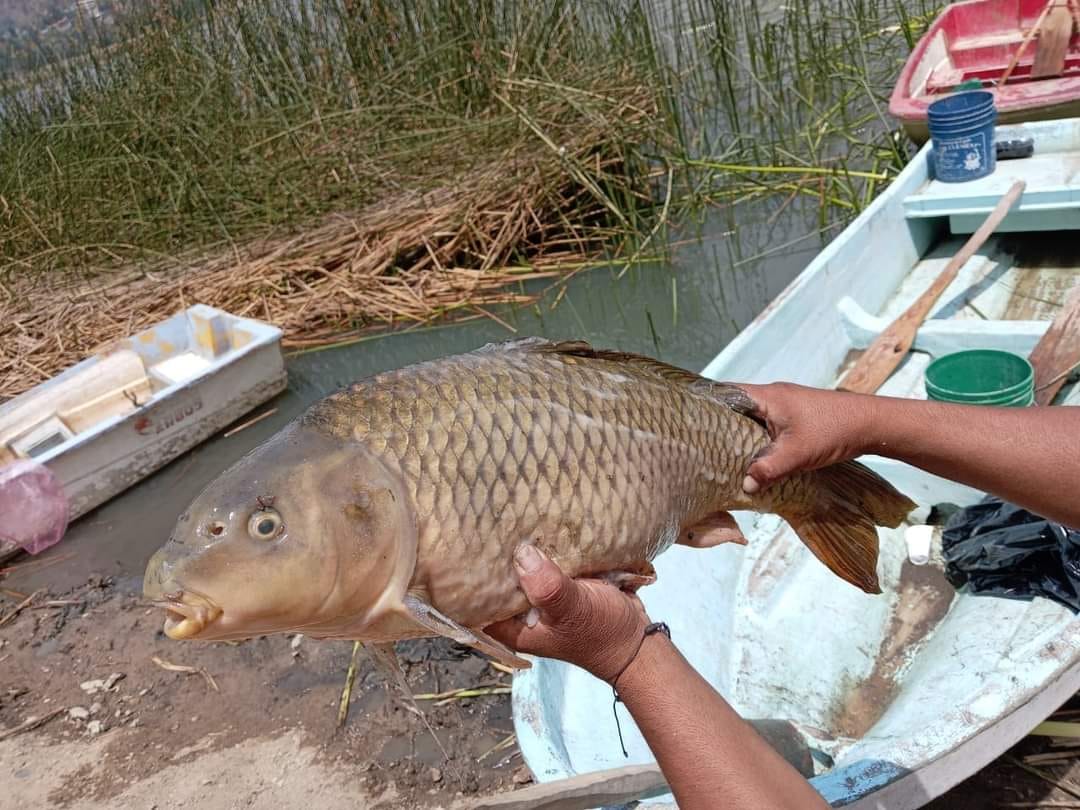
[428, 767, 442, 784]
[512, 766, 533, 786]
[138, 688, 150, 698]
[86, 720, 105, 736]
[290, 635, 303, 650]
[104, 672, 125, 691]
[68, 707, 90, 721]
[89, 702, 102, 716]
[80, 680, 105, 694]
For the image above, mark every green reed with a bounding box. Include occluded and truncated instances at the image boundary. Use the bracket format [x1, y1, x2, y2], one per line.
[0, 0, 942, 280]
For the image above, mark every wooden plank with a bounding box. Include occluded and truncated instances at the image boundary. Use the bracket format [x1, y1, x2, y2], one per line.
[1032, 3, 1074, 78]
[838, 180, 1026, 395]
[473, 719, 813, 810]
[471, 763, 667, 810]
[1030, 284, 1080, 405]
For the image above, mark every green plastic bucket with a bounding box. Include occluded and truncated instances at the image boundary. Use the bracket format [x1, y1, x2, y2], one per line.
[925, 349, 1034, 407]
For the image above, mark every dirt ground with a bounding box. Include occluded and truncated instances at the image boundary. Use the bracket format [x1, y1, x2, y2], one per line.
[3, 568, 1080, 810]
[1, 574, 526, 810]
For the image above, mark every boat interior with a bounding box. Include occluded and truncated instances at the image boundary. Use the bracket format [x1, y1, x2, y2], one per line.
[516, 118, 1080, 806]
[0, 306, 263, 466]
[912, 0, 1080, 96]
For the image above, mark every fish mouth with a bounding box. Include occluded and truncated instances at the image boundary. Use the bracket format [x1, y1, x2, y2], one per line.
[154, 590, 222, 640]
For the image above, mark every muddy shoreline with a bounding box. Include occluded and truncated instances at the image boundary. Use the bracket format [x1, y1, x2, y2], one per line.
[1, 575, 527, 809]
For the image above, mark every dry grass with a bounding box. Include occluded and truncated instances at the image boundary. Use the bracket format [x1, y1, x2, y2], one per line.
[0, 112, 657, 399]
[0, 0, 674, 401]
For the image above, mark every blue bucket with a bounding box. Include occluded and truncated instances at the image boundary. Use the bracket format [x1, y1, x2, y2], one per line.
[927, 91, 997, 182]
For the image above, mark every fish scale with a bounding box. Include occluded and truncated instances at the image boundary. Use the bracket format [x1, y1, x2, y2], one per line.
[144, 338, 915, 667]
[331, 343, 764, 628]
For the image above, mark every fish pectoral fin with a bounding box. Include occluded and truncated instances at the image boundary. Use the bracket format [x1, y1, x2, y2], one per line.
[402, 594, 532, 670]
[600, 561, 657, 592]
[678, 511, 747, 548]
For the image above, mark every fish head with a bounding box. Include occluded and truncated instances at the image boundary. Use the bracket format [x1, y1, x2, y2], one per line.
[143, 422, 417, 642]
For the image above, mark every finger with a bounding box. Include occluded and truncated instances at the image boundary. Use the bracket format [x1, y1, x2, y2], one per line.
[512, 543, 582, 622]
[744, 443, 799, 493]
[485, 611, 562, 655]
[731, 382, 768, 420]
[484, 614, 534, 650]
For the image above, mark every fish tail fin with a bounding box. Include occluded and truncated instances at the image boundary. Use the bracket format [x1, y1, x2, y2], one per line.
[777, 461, 916, 595]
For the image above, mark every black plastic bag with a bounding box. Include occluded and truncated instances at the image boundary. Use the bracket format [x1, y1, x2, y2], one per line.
[941, 496, 1080, 613]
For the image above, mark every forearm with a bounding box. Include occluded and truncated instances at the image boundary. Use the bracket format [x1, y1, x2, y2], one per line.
[855, 396, 1080, 528]
[615, 634, 828, 810]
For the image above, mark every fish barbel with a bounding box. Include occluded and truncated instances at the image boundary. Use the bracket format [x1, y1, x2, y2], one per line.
[143, 338, 915, 668]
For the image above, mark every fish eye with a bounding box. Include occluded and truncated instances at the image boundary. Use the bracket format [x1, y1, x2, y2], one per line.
[207, 521, 226, 537]
[248, 509, 283, 541]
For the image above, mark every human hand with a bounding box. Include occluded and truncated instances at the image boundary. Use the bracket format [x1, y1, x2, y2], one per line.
[735, 382, 872, 494]
[486, 544, 651, 684]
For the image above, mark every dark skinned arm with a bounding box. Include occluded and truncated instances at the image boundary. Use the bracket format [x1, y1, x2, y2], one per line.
[736, 383, 1080, 528]
[487, 544, 829, 810]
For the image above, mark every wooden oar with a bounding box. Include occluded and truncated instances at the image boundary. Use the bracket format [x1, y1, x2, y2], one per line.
[1000, 0, 1058, 85]
[1033, 1, 1075, 78]
[837, 180, 1026, 395]
[1030, 284, 1080, 405]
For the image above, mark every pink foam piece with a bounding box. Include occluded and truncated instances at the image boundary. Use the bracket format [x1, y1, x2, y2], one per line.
[0, 461, 70, 555]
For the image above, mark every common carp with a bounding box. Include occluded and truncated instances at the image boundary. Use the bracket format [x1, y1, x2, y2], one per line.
[143, 338, 915, 668]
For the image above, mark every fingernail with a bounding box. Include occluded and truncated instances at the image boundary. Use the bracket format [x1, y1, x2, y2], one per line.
[524, 607, 540, 628]
[514, 543, 544, 574]
[742, 475, 760, 494]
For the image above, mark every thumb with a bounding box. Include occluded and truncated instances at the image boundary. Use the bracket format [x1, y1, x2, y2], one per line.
[512, 544, 580, 621]
[743, 440, 803, 494]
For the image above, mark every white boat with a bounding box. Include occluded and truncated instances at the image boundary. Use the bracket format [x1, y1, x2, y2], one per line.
[0, 305, 287, 539]
[510, 118, 1080, 808]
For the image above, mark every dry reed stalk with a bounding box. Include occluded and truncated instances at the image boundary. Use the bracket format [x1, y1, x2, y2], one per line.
[0, 130, 650, 400]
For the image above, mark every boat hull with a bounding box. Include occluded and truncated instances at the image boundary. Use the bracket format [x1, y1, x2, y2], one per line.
[50, 351, 286, 521]
[899, 96, 1080, 144]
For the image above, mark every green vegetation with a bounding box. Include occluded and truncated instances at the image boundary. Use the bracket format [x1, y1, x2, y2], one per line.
[2, 0, 664, 268]
[0, 0, 942, 397]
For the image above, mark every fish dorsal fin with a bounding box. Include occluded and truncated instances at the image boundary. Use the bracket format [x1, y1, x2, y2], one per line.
[530, 339, 763, 424]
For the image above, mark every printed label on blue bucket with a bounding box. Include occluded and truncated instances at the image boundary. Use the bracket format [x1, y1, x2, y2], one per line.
[927, 90, 997, 183]
[932, 131, 995, 182]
